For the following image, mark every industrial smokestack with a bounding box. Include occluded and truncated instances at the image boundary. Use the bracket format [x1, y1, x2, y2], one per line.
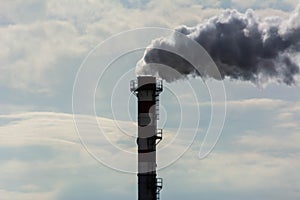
[131, 76, 163, 200]
[136, 6, 300, 85]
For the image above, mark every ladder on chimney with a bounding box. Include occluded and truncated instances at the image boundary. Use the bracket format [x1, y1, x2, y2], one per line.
[155, 79, 162, 120]
[155, 93, 160, 120]
[156, 178, 163, 200]
[156, 129, 163, 144]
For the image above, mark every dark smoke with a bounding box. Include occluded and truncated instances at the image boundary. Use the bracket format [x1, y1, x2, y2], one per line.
[136, 7, 300, 85]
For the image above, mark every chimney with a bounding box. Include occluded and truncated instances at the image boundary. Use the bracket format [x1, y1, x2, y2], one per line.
[130, 76, 163, 200]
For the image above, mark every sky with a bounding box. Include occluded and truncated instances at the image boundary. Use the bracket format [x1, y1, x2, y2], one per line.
[0, 0, 300, 200]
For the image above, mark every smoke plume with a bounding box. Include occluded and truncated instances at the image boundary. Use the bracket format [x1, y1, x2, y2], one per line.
[136, 6, 300, 85]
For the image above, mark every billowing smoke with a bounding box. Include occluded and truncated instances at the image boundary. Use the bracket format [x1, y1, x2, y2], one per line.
[136, 6, 300, 85]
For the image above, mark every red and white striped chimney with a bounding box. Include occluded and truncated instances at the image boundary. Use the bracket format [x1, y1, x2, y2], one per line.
[131, 76, 163, 200]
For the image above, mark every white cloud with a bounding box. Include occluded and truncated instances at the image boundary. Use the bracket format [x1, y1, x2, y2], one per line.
[197, 98, 288, 109]
[1, 1, 300, 199]
[0, 111, 299, 199]
[226, 98, 287, 108]
[0, 0, 223, 94]
[0, 0, 47, 24]
[235, 131, 300, 150]
[0, 20, 88, 94]
[0, 189, 56, 200]
[0, 112, 139, 199]
[0, 0, 296, 95]
[231, 0, 297, 11]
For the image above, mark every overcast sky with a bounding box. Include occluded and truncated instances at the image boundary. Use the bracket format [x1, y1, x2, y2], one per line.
[0, 0, 300, 200]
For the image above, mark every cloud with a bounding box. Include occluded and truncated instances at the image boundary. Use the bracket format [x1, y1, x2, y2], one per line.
[0, 0, 47, 24]
[195, 98, 288, 113]
[0, 112, 196, 199]
[0, 20, 88, 94]
[0, 112, 139, 199]
[0, 1, 300, 199]
[226, 98, 287, 108]
[0, 0, 222, 95]
[1, 0, 296, 96]
[0, 189, 56, 200]
[231, 0, 297, 11]
[0, 110, 300, 199]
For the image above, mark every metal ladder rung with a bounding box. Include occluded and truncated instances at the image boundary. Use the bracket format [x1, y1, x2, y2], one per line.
[156, 129, 163, 144]
[156, 178, 163, 200]
[155, 93, 160, 120]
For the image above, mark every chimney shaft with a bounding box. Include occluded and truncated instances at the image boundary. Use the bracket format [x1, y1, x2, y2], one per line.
[131, 76, 163, 200]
